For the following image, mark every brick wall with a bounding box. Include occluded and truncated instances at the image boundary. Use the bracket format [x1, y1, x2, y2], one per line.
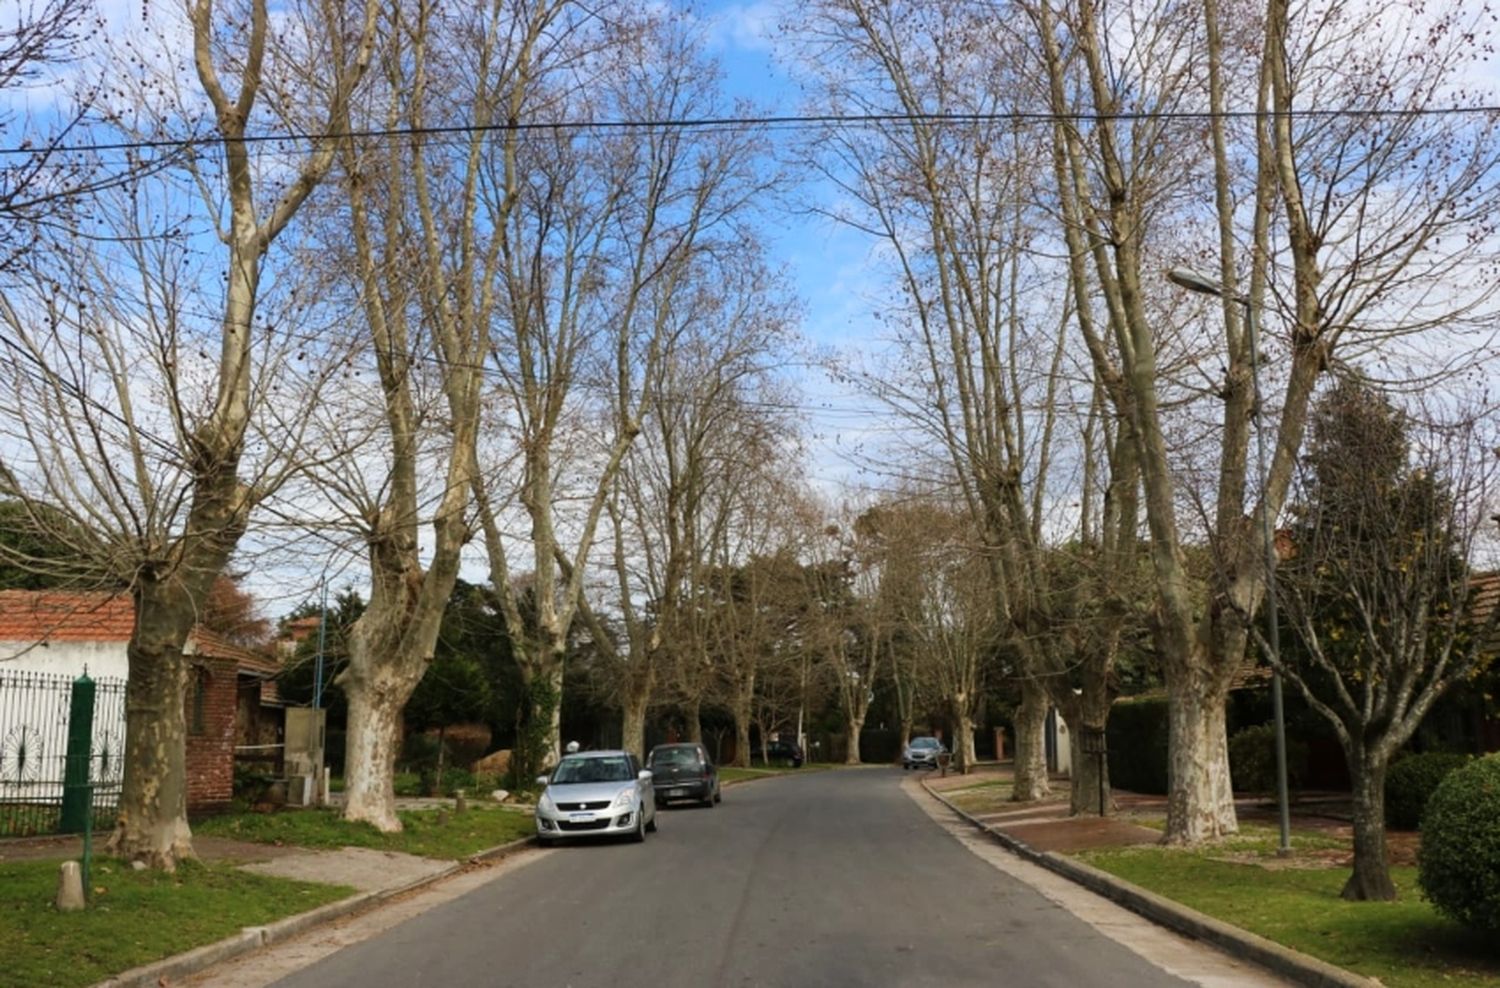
[185, 655, 238, 812]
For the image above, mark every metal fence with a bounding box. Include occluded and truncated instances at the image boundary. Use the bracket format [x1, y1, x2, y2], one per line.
[0, 671, 128, 837]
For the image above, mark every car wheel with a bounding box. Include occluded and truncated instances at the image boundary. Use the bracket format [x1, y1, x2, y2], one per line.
[646, 809, 658, 833]
[632, 810, 647, 842]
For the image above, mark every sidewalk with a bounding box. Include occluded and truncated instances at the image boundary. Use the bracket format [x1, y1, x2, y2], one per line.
[0, 815, 534, 988]
[920, 765, 1381, 988]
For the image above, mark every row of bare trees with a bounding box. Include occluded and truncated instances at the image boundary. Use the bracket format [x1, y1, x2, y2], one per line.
[1, 1, 1497, 906]
[790, 0, 1500, 900]
[0, 0, 794, 865]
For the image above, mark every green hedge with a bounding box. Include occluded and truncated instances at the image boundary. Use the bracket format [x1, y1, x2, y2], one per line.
[1386, 751, 1471, 831]
[1107, 698, 1170, 795]
[1227, 722, 1308, 795]
[1418, 754, 1500, 933]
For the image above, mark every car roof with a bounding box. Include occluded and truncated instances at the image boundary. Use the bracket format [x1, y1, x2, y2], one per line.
[560, 749, 630, 760]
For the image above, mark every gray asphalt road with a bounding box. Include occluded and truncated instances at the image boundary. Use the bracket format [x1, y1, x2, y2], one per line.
[269, 768, 1199, 988]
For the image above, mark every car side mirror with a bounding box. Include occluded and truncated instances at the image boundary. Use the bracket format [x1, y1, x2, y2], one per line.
[535, 774, 550, 787]
[638, 769, 653, 781]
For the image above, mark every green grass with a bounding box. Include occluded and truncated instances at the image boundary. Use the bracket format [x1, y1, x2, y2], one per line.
[194, 803, 535, 859]
[1080, 847, 1500, 987]
[720, 763, 828, 784]
[0, 858, 351, 988]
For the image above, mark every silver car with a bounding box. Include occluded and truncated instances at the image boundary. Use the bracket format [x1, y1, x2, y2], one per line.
[902, 736, 946, 770]
[535, 750, 658, 844]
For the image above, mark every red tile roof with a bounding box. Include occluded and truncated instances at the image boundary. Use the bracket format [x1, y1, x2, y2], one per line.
[188, 627, 281, 677]
[0, 590, 281, 677]
[0, 590, 135, 642]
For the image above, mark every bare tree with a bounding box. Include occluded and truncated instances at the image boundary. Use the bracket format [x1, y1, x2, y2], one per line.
[471, 7, 772, 774]
[1271, 381, 1500, 900]
[0, 0, 376, 868]
[574, 254, 796, 758]
[291, 0, 567, 831]
[0, 0, 109, 271]
[1026, 0, 1500, 842]
[793, 0, 1137, 800]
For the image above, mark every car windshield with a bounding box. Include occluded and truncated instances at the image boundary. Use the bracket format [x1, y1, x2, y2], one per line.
[912, 738, 939, 749]
[550, 756, 633, 785]
[650, 747, 698, 768]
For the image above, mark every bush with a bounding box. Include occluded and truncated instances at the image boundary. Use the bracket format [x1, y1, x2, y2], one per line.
[440, 723, 492, 768]
[232, 763, 277, 805]
[1107, 698, 1170, 795]
[1418, 754, 1500, 933]
[1385, 751, 1470, 830]
[1227, 722, 1307, 795]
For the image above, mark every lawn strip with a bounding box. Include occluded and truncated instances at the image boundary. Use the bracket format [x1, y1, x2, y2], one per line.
[0, 858, 350, 988]
[194, 803, 535, 859]
[1078, 849, 1498, 988]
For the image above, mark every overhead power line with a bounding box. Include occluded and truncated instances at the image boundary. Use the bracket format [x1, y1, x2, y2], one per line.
[2, 103, 1498, 157]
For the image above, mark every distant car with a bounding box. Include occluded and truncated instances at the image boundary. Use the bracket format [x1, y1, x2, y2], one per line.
[534, 750, 658, 844]
[763, 737, 803, 768]
[902, 736, 946, 770]
[648, 742, 720, 808]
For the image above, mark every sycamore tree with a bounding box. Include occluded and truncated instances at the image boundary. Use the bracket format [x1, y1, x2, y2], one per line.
[470, 6, 773, 774]
[0, 0, 378, 868]
[1025, 0, 1500, 843]
[1272, 380, 1500, 900]
[285, 0, 569, 831]
[572, 253, 796, 759]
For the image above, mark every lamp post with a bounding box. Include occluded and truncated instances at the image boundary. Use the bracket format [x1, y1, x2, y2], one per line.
[1167, 266, 1293, 857]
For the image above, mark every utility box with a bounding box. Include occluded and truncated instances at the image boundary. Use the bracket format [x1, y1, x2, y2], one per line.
[284, 708, 327, 806]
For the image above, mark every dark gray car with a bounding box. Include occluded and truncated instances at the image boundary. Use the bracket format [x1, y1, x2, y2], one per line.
[647, 742, 720, 808]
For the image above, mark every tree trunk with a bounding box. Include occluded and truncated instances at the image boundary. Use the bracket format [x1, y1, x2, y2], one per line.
[732, 704, 751, 768]
[1343, 747, 1396, 901]
[621, 688, 649, 762]
[341, 670, 410, 833]
[110, 631, 194, 869]
[1162, 674, 1238, 843]
[1067, 723, 1110, 817]
[954, 710, 976, 774]
[844, 714, 865, 765]
[683, 694, 703, 744]
[1011, 680, 1051, 800]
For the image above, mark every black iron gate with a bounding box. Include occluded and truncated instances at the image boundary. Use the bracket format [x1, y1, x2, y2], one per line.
[0, 671, 127, 837]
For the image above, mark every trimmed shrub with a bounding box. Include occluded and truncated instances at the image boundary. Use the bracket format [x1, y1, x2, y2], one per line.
[1107, 698, 1170, 795]
[1418, 754, 1500, 933]
[1227, 722, 1307, 795]
[1385, 751, 1470, 831]
[433, 723, 492, 768]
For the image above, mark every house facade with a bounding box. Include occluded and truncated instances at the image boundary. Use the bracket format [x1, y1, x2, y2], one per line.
[0, 590, 283, 815]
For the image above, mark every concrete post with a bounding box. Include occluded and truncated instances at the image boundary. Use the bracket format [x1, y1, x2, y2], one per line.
[55, 861, 85, 912]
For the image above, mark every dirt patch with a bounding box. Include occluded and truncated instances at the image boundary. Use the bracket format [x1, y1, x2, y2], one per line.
[0, 833, 301, 864]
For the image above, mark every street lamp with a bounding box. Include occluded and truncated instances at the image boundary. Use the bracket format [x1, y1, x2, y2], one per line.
[1166, 266, 1293, 857]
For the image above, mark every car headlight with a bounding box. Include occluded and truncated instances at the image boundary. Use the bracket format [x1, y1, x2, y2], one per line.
[612, 788, 635, 809]
[538, 792, 556, 814]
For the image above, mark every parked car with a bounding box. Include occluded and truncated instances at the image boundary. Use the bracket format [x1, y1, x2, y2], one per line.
[902, 736, 946, 770]
[534, 750, 657, 844]
[763, 737, 803, 768]
[647, 742, 720, 807]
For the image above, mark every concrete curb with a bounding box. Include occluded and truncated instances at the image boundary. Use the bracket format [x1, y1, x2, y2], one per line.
[94, 836, 535, 988]
[921, 779, 1377, 988]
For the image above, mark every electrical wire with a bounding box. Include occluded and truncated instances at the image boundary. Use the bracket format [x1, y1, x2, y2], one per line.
[3, 102, 1497, 158]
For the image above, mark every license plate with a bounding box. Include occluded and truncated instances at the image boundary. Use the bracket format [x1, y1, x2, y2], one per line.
[668, 788, 685, 797]
[569, 812, 593, 822]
